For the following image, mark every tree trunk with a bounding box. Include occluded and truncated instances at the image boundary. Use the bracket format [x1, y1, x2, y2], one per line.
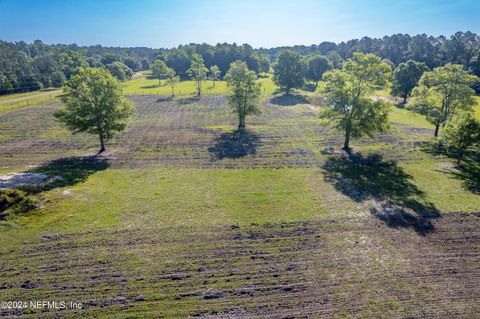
[403, 95, 407, 104]
[434, 123, 440, 137]
[213, 79, 216, 87]
[238, 114, 245, 130]
[315, 80, 319, 89]
[343, 126, 351, 153]
[285, 86, 290, 96]
[98, 133, 106, 154]
[197, 81, 201, 96]
[457, 151, 464, 165]
[171, 86, 175, 97]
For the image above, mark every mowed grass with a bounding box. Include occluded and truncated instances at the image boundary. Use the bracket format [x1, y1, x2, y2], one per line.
[2, 153, 479, 248]
[0, 88, 58, 102]
[389, 105, 433, 128]
[123, 75, 278, 96]
[0, 91, 61, 115]
[0, 168, 331, 246]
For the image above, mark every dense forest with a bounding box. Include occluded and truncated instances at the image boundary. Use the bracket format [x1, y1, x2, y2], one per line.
[1, 31, 480, 94]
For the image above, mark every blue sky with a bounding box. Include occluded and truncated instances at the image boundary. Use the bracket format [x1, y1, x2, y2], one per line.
[0, 0, 479, 48]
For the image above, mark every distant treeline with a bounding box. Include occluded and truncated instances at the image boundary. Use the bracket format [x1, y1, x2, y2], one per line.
[1, 31, 480, 94]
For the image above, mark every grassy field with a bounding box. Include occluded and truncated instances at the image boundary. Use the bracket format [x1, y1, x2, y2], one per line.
[0, 79, 479, 318]
[0, 90, 61, 115]
[123, 75, 278, 96]
[0, 88, 59, 102]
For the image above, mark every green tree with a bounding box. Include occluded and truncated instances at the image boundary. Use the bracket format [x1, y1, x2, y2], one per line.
[273, 51, 306, 95]
[258, 55, 270, 76]
[391, 60, 428, 103]
[165, 68, 180, 97]
[320, 53, 392, 152]
[209, 65, 221, 87]
[58, 50, 88, 79]
[54, 68, 133, 153]
[410, 63, 479, 136]
[225, 60, 262, 130]
[187, 54, 208, 96]
[51, 70, 66, 87]
[306, 55, 332, 88]
[106, 61, 133, 82]
[442, 113, 480, 164]
[326, 51, 344, 69]
[151, 59, 169, 85]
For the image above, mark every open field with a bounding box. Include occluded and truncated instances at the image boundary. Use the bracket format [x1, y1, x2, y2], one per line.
[123, 76, 278, 96]
[1, 87, 480, 318]
[0, 90, 61, 115]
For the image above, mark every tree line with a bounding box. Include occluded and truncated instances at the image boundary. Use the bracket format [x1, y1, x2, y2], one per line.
[258, 32, 480, 76]
[3, 31, 480, 95]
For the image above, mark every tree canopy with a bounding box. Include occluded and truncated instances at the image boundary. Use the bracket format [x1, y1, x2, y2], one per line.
[306, 55, 332, 88]
[410, 63, 479, 136]
[209, 65, 221, 86]
[106, 61, 133, 82]
[391, 60, 428, 103]
[225, 60, 262, 129]
[3, 32, 480, 95]
[187, 54, 208, 96]
[54, 68, 133, 153]
[441, 113, 480, 164]
[165, 68, 180, 97]
[151, 59, 169, 85]
[320, 53, 392, 152]
[273, 51, 306, 95]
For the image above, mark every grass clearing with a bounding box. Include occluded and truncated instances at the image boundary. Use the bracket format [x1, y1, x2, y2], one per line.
[0, 88, 58, 102]
[1, 87, 480, 317]
[0, 91, 61, 115]
[123, 75, 278, 96]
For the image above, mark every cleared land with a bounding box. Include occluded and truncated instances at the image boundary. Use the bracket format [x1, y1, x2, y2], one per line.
[0, 86, 479, 318]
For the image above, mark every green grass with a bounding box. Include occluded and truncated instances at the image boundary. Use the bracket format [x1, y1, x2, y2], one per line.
[0, 168, 331, 246]
[389, 105, 433, 128]
[3, 150, 480, 247]
[1, 87, 480, 318]
[402, 158, 480, 212]
[0, 91, 61, 115]
[0, 88, 58, 102]
[123, 75, 278, 96]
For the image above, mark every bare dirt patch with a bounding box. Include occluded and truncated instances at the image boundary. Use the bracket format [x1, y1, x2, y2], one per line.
[0, 173, 50, 188]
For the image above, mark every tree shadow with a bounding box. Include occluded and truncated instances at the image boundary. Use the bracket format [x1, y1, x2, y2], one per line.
[156, 96, 173, 102]
[421, 144, 480, 194]
[323, 153, 439, 235]
[208, 129, 260, 160]
[24, 156, 110, 193]
[446, 155, 480, 194]
[302, 83, 317, 92]
[178, 96, 201, 105]
[270, 94, 308, 106]
[0, 156, 109, 220]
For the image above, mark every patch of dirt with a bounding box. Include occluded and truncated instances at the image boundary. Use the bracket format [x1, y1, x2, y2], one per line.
[0, 173, 51, 188]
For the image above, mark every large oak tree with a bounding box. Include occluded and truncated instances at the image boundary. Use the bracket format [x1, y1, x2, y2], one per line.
[54, 68, 133, 153]
[320, 53, 392, 152]
[273, 51, 306, 95]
